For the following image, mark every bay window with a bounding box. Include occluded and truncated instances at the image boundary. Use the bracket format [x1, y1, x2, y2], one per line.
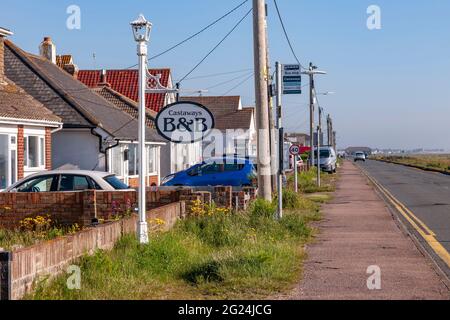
[110, 143, 159, 179]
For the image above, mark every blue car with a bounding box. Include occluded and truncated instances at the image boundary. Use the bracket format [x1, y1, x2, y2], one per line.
[162, 158, 257, 187]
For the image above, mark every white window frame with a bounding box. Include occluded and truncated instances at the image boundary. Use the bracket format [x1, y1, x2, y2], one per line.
[24, 134, 46, 170]
[0, 131, 18, 190]
[110, 143, 160, 184]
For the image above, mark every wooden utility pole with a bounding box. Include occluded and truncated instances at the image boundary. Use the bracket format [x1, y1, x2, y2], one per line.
[327, 114, 332, 146]
[253, 0, 272, 201]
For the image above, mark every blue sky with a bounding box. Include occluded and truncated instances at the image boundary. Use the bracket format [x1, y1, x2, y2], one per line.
[1, 0, 449, 150]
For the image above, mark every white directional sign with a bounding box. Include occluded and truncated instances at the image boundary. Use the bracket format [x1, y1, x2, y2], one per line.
[283, 64, 302, 95]
[289, 144, 301, 156]
[155, 102, 215, 144]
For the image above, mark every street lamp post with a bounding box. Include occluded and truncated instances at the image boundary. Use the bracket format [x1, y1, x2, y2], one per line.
[131, 14, 152, 244]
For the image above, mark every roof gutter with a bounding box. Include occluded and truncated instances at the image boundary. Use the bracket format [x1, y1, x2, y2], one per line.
[0, 117, 62, 128]
[51, 123, 64, 134]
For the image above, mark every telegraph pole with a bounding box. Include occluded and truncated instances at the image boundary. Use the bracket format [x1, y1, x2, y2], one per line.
[317, 107, 323, 187]
[327, 114, 331, 146]
[302, 63, 326, 168]
[253, 0, 272, 201]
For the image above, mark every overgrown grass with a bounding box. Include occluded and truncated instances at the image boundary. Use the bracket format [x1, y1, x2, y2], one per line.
[0, 216, 81, 251]
[289, 168, 337, 193]
[28, 196, 321, 300]
[374, 154, 450, 172]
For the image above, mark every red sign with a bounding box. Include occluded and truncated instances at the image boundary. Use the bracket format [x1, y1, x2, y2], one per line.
[299, 146, 311, 154]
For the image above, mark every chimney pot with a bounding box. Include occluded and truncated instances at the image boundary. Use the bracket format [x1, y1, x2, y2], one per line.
[0, 27, 13, 84]
[99, 69, 110, 87]
[39, 36, 56, 64]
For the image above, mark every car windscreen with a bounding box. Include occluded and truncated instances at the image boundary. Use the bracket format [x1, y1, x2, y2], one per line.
[314, 150, 331, 158]
[104, 175, 130, 190]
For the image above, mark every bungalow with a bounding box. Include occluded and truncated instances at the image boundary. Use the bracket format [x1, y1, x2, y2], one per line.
[0, 28, 63, 190]
[77, 69, 202, 177]
[179, 96, 257, 159]
[4, 35, 166, 186]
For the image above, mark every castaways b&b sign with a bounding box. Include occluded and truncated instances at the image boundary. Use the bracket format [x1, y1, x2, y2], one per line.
[155, 101, 215, 144]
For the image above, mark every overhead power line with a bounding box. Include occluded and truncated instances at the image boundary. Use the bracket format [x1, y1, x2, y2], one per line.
[178, 8, 253, 84]
[221, 72, 254, 96]
[125, 0, 249, 69]
[273, 0, 305, 69]
[180, 68, 253, 81]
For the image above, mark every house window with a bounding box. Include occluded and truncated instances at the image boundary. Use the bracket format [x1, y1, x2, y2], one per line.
[0, 134, 17, 190]
[147, 146, 157, 174]
[24, 135, 45, 168]
[112, 146, 123, 177]
[128, 144, 138, 176]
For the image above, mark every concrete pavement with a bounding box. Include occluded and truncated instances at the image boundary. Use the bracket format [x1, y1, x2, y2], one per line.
[283, 161, 450, 300]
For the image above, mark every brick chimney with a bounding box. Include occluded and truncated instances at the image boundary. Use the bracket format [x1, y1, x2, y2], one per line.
[0, 27, 13, 85]
[39, 36, 56, 64]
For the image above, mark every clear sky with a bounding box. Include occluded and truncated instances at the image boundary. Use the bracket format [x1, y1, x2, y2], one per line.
[1, 0, 449, 150]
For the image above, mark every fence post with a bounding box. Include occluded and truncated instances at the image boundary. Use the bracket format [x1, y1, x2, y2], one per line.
[0, 251, 12, 301]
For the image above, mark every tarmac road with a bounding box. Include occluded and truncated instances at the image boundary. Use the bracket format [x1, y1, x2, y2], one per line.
[357, 159, 450, 280]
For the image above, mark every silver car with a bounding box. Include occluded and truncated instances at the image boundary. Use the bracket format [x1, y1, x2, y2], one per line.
[314, 147, 338, 174]
[354, 152, 366, 162]
[4, 170, 131, 193]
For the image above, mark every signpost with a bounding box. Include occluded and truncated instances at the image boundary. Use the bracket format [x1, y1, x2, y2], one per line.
[155, 101, 215, 144]
[275, 62, 303, 219]
[289, 144, 301, 193]
[282, 64, 302, 95]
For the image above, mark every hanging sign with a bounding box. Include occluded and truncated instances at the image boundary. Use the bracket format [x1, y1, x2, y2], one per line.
[283, 64, 302, 95]
[155, 101, 215, 144]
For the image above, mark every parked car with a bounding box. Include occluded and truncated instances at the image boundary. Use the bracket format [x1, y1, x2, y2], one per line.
[354, 152, 366, 162]
[4, 170, 131, 193]
[162, 157, 257, 187]
[313, 147, 338, 174]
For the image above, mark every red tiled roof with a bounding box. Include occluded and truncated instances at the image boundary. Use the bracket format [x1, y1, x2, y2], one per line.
[56, 55, 73, 68]
[78, 69, 171, 112]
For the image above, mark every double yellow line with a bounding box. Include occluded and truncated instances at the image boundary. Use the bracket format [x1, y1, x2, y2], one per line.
[360, 166, 450, 269]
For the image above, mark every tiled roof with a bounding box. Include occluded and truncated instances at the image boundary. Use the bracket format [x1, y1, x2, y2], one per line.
[56, 55, 73, 68]
[179, 96, 254, 131]
[78, 69, 171, 112]
[0, 82, 61, 123]
[4, 40, 164, 143]
[92, 86, 157, 129]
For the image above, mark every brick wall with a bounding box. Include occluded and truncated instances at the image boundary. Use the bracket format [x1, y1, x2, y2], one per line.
[0, 187, 258, 228]
[17, 126, 24, 180]
[128, 174, 160, 188]
[45, 127, 52, 170]
[0, 189, 189, 229]
[1, 201, 185, 300]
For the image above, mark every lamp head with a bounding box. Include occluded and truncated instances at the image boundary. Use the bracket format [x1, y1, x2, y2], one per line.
[130, 14, 152, 42]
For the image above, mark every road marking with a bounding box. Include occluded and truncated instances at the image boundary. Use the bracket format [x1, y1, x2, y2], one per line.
[359, 165, 450, 269]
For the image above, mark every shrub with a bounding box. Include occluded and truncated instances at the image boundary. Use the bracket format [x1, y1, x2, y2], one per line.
[249, 199, 276, 218]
